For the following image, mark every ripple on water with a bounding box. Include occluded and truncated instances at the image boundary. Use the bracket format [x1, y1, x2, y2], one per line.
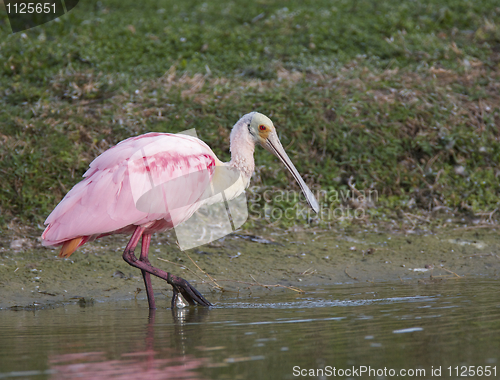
[0, 278, 498, 380]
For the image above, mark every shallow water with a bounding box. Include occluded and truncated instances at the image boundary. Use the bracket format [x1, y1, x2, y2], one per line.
[0, 279, 499, 379]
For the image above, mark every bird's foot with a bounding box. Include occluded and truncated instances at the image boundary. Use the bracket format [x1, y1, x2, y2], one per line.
[167, 273, 212, 307]
[172, 288, 187, 309]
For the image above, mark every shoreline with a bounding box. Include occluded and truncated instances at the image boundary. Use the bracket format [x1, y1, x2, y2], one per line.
[1, 226, 499, 310]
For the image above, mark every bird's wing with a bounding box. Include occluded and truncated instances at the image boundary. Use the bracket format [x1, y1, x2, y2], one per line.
[42, 133, 218, 246]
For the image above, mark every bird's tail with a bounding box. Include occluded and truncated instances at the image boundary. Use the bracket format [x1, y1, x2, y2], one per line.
[59, 237, 84, 258]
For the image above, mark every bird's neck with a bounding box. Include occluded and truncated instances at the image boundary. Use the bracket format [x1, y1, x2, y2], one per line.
[227, 122, 255, 186]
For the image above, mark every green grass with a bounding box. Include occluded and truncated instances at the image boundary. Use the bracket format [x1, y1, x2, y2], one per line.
[1, 0, 500, 228]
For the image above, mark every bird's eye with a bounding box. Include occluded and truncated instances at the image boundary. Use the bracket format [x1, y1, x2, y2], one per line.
[259, 125, 266, 131]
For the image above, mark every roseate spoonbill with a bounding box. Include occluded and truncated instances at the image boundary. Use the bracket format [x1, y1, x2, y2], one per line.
[42, 112, 319, 309]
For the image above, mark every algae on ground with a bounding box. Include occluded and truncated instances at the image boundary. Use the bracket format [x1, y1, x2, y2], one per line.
[1, 227, 498, 309]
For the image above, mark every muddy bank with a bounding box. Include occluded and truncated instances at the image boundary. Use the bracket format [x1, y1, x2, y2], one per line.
[1, 226, 499, 309]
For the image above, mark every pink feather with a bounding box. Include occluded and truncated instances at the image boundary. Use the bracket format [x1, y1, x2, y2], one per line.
[42, 132, 217, 247]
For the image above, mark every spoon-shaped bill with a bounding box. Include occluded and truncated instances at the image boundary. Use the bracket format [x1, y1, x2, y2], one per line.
[264, 134, 319, 214]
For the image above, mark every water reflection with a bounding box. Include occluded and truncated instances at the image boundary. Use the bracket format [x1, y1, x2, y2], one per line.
[0, 279, 499, 380]
[48, 309, 210, 380]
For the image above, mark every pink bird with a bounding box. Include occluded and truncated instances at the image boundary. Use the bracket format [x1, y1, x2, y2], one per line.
[42, 112, 319, 309]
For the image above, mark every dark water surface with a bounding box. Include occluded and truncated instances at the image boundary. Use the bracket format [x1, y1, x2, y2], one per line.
[0, 279, 499, 379]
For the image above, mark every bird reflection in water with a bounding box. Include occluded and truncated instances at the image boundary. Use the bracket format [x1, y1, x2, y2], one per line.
[49, 308, 211, 380]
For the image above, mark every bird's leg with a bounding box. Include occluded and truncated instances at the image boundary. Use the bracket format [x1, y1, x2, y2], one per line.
[140, 234, 156, 309]
[122, 226, 156, 308]
[123, 226, 212, 307]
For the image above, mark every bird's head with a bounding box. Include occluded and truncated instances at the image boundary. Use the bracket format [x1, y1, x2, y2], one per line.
[248, 112, 319, 214]
[248, 112, 276, 146]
